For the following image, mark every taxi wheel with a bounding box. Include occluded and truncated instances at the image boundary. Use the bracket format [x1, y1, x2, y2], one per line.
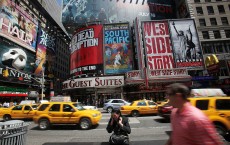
[80, 118, 92, 130]
[131, 110, 139, 117]
[39, 119, 50, 130]
[107, 107, 113, 113]
[3, 114, 11, 121]
[215, 125, 227, 137]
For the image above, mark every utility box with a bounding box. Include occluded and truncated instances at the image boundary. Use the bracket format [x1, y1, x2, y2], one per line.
[0, 120, 30, 145]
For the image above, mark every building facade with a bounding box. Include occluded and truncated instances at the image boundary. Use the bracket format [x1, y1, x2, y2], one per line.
[180, 0, 230, 94]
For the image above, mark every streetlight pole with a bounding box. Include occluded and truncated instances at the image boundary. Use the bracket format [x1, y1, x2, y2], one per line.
[41, 70, 44, 101]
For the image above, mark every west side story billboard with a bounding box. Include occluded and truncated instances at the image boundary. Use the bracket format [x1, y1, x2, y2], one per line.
[103, 23, 133, 74]
[70, 25, 103, 75]
[168, 19, 203, 69]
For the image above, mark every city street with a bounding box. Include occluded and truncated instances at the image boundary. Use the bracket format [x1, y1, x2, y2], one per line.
[26, 112, 171, 145]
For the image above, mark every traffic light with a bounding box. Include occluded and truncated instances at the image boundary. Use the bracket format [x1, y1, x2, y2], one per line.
[2, 69, 9, 77]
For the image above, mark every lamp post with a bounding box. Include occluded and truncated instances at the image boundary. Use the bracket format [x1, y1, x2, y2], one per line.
[41, 70, 44, 101]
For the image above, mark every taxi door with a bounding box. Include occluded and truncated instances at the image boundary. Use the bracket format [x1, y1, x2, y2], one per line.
[23, 105, 35, 119]
[48, 104, 62, 123]
[62, 104, 78, 123]
[136, 101, 149, 114]
[10, 105, 24, 119]
[147, 101, 158, 114]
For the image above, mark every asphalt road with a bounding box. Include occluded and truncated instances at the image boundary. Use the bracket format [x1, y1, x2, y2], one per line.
[26, 113, 171, 145]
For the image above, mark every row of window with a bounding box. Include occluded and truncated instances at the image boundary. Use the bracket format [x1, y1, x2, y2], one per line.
[195, 0, 224, 2]
[196, 5, 228, 15]
[199, 17, 228, 26]
[202, 41, 230, 53]
[195, 99, 230, 110]
[202, 30, 230, 39]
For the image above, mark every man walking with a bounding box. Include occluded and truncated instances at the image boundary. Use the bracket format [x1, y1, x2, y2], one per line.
[165, 83, 224, 145]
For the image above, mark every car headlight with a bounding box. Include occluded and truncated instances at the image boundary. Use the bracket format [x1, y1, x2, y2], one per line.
[92, 114, 98, 117]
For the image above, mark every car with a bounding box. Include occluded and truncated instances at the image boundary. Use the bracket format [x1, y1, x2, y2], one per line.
[103, 99, 130, 113]
[33, 102, 102, 130]
[120, 100, 158, 117]
[157, 103, 173, 119]
[0, 104, 37, 121]
[188, 97, 230, 137]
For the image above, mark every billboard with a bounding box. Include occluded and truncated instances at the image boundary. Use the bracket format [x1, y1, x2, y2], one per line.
[147, 0, 176, 20]
[0, 37, 34, 83]
[103, 23, 133, 74]
[142, 21, 175, 71]
[70, 25, 103, 75]
[62, 0, 150, 35]
[34, 29, 47, 76]
[0, 0, 38, 52]
[168, 19, 203, 69]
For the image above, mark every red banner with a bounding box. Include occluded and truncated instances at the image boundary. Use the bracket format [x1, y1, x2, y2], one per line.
[142, 21, 175, 72]
[70, 25, 103, 75]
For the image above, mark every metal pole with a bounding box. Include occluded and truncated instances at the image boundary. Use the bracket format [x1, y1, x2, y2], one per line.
[41, 70, 44, 101]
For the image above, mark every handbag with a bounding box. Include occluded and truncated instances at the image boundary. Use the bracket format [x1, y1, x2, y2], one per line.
[110, 133, 129, 144]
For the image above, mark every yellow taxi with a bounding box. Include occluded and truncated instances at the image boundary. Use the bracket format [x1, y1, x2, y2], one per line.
[33, 102, 102, 130]
[121, 100, 158, 117]
[0, 104, 37, 121]
[157, 99, 169, 106]
[188, 97, 230, 136]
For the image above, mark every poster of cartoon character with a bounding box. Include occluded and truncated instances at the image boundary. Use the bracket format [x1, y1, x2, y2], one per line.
[104, 23, 133, 74]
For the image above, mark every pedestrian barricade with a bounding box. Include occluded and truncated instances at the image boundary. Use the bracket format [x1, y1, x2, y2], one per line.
[0, 120, 30, 145]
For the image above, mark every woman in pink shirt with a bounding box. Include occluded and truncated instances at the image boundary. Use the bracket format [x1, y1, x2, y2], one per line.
[165, 83, 224, 145]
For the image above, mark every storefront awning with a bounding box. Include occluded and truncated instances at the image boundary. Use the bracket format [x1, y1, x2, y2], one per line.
[0, 93, 28, 97]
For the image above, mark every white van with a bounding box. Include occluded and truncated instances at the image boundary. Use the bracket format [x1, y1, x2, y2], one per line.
[191, 88, 226, 97]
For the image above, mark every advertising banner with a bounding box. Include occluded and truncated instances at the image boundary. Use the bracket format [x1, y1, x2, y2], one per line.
[142, 20, 175, 72]
[168, 19, 203, 69]
[34, 29, 47, 76]
[62, 76, 124, 90]
[104, 23, 133, 74]
[0, 0, 38, 52]
[62, 0, 150, 35]
[0, 38, 34, 84]
[176, 0, 189, 18]
[70, 25, 103, 75]
[147, 0, 176, 20]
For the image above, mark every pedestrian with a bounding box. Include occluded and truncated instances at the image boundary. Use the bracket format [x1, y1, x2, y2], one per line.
[165, 83, 224, 145]
[106, 108, 131, 145]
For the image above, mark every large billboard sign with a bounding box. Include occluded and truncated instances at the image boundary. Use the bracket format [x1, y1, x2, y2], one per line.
[103, 23, 133, 74]
[0, 38, 34, 84]
[168, 19, 203, 69]
[70, 25, 103, 75]
[147, 0, 176, 20]
[0, 0, 38, 52]
[62, 0, 150, 35]
[142, 20, 175, 71]
[34, 29, 47, 76]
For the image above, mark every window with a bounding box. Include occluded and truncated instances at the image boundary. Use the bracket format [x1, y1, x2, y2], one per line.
[196, 100, 209, 110]
[12, 105, 23, 110]
[210, 18, 217, 25]
[216, 99, 230, 110]
[199, 19, 206, 26]
[137, 101, 147, 106]
[213, 30, 221, 39]
[49, 104, 60, 111]
[218, 5, 225, 13]
[202, 31, 210, 39]
[207, 6, 214, 14]
[205, 0, 211, 2]
[38, 104, 49, 111]
[63, 104, 74, 112]
[148, 101, 157, 106]
[194, 0, 200, 2]
[225, 30, 230, 38]
[24, 106, 32, 111]
[196, 7, 203, 15]
[117, 100, 125, 103]
[221, 17, 229, 25]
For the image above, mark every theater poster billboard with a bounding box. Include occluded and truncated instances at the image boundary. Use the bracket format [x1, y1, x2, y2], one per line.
[34, 29, 47, 76]
[142, 20, 175, 69]
[168, 19, 203, 69]
[70, 25, 103, 75]
[103, 23, 133, 74]
[0, 0, 38, 52]
[0, 38, 35, 83]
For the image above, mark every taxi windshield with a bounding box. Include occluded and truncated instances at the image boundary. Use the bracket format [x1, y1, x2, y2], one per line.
[72, 103, 85, 110]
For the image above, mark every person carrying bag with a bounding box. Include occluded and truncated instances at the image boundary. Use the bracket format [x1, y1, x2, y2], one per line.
[106, 109, 131, 145]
